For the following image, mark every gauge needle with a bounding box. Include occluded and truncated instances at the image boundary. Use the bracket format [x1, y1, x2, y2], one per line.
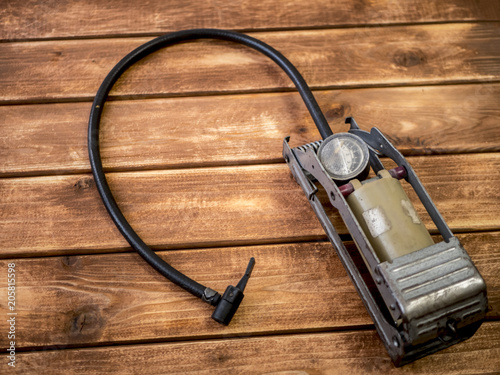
[338, 140, 348, 174]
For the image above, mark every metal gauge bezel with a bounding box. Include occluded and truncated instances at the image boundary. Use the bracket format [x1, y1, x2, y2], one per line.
[317, 132, 370, 183]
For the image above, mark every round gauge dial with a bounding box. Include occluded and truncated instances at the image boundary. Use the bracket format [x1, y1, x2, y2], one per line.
[317, 132, 370, 183]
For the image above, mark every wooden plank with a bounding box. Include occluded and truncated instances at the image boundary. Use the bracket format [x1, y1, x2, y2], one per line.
[0, 241, 371, 350]
[0, 231, 497, 350]
[0, 154, 499, 257]
[11, 322, 500, 374]
[2, 0, 499, 41]
[2, 83, 500, 177]
[2, 23, 500, 104]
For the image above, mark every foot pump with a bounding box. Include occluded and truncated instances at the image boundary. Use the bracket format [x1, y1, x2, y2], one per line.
[88, 29, 487, 366]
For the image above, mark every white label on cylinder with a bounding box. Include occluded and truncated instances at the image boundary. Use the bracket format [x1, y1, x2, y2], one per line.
[401, 199, 421, 224]
[362, 206, 392, 238]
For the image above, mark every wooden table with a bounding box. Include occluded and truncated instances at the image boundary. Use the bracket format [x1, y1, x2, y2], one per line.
[1, 1, 499, 373]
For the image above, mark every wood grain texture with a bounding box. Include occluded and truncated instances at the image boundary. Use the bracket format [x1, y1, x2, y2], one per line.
[12, 322, 500, 374]
[2, 2, 499, 372]
[2, 0, 499, 41]
[0, 242, 371, 350]
[0, 154, 499, 257]
[2, 23, 500, 104]
[2, 83, 500, 177]
[0, 232, 497, 350]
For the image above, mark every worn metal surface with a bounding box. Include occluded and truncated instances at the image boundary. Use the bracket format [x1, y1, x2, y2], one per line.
[378, 237, 487, 345]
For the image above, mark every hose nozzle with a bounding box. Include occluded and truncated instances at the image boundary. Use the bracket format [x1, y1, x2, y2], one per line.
[211, 258, 255, 325]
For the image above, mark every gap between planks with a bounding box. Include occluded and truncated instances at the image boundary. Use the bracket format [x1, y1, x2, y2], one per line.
[1, 83, 500, 177]
[1, 23, 500, 103]
[1, 79, 500, 107]
[1, 155, 499, 257]
[5, 322, 500, 374]
[2, 20, 500, 44]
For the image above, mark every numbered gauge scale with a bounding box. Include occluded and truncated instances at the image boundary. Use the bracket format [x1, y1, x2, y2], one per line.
[317, 132, 370, 184]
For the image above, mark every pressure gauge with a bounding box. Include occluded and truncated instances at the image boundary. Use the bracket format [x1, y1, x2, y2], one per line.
[317, 132, 370, 183]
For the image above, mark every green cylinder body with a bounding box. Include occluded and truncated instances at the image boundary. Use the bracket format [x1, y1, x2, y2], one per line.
[346, 170, 434, 263]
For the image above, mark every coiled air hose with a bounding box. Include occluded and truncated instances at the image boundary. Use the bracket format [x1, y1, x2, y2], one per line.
[88, 28, 333, 325]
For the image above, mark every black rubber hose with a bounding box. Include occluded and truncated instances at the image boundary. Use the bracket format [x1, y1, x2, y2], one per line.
[88, 28, 333, 305]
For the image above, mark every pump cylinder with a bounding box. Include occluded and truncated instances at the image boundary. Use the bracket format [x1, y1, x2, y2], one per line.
[346, 170, 434, 263]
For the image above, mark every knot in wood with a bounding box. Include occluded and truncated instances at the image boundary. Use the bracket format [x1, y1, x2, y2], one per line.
[74, 177, 94, 191]
[326, 104, 350, 121]
[67, 305, 104, 339]
[62, 255, 79, 267]
[393, 49, 426, 68]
